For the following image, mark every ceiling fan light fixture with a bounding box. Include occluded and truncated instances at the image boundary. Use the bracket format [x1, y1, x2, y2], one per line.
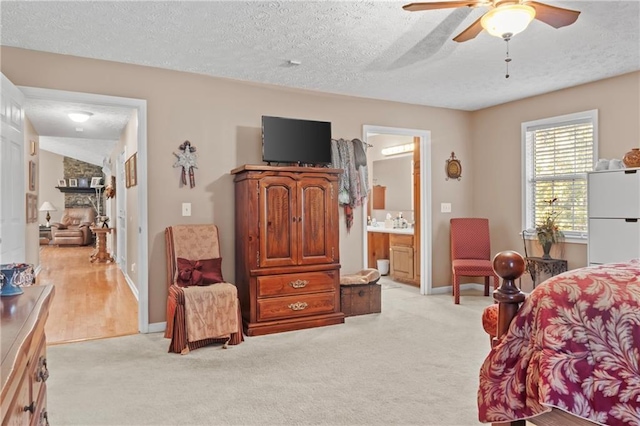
[68, 111, 93, 123]
[481, 4, 536, 38]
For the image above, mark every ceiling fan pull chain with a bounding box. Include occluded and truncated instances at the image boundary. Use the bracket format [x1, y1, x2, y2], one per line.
[504, 36, 512, 79]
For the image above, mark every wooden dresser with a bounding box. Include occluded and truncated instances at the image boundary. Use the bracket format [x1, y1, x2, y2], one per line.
[1, 285, 55, 425]
[232, 165, 344, 336]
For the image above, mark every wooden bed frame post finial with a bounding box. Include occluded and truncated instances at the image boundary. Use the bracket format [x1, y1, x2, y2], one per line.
[492, 250, 526, 347]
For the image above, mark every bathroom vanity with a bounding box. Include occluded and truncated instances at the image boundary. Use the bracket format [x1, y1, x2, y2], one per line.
[367, 226, 419, 286]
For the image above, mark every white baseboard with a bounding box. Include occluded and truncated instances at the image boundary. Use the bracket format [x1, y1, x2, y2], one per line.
[148, 322, 166, 333]
[122, 269, 139, 300]
[430, 283, 486, 295]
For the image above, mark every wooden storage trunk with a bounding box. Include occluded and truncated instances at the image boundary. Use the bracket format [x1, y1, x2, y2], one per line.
[340, 282, 381, 317]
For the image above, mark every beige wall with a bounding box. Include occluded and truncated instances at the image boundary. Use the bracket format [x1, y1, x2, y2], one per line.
[1, 47, 474, 323]
[470, 71, 640, 288]
[5, 47, 637, 322]
[38, 149, 65, 225]
[24, 117, 39, 267]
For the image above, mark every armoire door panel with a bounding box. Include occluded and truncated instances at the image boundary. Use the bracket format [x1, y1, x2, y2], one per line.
[259, 177, 298, 267]
[298, 178, 335, 265]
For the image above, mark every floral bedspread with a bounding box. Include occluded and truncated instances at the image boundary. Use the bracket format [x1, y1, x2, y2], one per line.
[478, 260, 640, 426]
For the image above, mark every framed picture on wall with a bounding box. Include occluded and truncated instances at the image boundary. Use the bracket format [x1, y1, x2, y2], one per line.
[90, 177, 103, 188]
[78, 177, 89, 188]
[30, 140, 37, 156]
[26, 193, 37, 223]
[29, 161, 36, 191]
[69, 178, 78, 187]
[125, 158, 131, 188]
[57, 179, 67, 187]
[128, 153, 137, 187]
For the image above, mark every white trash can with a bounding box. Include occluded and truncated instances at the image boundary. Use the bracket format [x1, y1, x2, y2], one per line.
[377, 259, 390, 276]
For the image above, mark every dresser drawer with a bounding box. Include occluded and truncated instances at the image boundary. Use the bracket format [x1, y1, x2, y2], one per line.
[30, 337, 48, 404]
[257, 292, 336, 321]
[588, 218, 640, 264]
[588, 169, 640, 218]
[257, 271, 337, 297]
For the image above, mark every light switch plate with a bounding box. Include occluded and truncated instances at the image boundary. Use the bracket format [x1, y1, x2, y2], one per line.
[182, 203, 191, 216]
[441, 203, 452, 213]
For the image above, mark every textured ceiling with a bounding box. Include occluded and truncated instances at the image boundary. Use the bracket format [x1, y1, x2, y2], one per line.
[24, 99, 132, 165]
[2, 1, 639, 111]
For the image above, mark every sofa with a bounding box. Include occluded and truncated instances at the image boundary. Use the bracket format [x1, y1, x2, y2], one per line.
[50, 207, 95, 246]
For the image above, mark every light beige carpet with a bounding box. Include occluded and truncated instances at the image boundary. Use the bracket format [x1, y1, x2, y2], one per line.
[46, 280, 495, 425]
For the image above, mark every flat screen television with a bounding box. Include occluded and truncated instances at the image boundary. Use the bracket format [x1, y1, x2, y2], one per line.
[262, 116, 332, 165]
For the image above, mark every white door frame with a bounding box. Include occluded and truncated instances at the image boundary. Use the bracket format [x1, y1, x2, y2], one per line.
[362, 125, 433, 295]
[20, 86, 150, 333]
[116, 149, 127, 268]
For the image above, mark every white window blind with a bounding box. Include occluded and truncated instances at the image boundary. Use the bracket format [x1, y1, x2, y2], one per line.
[522, 110, 598, 240]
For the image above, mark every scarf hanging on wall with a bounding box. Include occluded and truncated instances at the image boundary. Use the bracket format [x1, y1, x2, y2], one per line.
[331, 138, 369, 231]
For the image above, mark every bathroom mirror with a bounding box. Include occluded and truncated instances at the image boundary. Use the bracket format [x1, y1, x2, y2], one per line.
[372, 156, 413, 212]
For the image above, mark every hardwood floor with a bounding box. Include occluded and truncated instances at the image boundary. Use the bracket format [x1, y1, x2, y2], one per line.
[37, 245, 138, 345]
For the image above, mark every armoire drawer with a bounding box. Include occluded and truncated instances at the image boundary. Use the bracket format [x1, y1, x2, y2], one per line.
[257, 292, 336, 321]
[257, 271, 337, 297]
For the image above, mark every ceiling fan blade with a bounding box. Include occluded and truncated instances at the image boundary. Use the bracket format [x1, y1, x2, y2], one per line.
[452, 15, 484, 42]
[528, 1, 580, 28]
[403, 1, 479, 12]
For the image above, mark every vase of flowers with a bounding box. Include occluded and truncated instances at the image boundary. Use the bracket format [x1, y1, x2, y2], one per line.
[536, 198, 564, 260]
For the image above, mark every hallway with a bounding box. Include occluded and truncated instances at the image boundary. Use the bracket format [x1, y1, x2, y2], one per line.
[37, 245, 138, 345]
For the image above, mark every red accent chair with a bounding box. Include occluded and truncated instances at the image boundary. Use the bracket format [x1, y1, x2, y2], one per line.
[449, 218, 499, 304]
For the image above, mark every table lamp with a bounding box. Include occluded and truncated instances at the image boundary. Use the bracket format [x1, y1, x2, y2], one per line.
[39, 201, 57, 227]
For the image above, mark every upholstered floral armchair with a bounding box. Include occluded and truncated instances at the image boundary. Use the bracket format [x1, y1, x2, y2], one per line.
[50, 207, 95, 246]
[165, 224, 243, 354]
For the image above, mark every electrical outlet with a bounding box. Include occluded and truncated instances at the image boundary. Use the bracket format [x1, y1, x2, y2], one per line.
[441, 203, 452, 213]
[182, 203, 191, 216]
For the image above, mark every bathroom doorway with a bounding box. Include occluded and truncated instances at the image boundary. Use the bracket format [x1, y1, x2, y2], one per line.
[362, 125, 432, 295]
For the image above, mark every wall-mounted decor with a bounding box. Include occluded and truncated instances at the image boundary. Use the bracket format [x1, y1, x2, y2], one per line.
[26, 193, 37, 223]
[445, 152, 462, 181]
[90, 177, 103, 188]
[57, 178, 67, 187]
[125, 155, 134, 188]
[125, 153, 137, 188]
[173, 141, 197, 188]
[30, 140, 37, 156]
[78, 177, 89, 188]
[28, 161, 36, 191]
[68, 178, 78, 187]
[129, 153, 137, 187]
[105, 176, 116, 199]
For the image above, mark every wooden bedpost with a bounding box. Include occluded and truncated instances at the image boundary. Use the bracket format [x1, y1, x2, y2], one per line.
[492, 251, 526, 346]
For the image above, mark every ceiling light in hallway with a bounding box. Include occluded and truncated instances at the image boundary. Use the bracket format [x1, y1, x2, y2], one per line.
[68, 111, 93, 123]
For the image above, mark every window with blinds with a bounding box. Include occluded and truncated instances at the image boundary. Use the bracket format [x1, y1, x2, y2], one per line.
[522, 110, 598, 240]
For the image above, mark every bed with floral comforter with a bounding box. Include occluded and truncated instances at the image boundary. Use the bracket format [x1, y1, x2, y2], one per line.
[478, 260, 640, 426]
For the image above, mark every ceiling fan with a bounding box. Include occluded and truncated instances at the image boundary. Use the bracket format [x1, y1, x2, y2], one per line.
[403, 0, 580, 42]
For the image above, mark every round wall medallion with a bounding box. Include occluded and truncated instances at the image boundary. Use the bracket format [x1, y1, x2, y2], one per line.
[446, 152, 462, 180]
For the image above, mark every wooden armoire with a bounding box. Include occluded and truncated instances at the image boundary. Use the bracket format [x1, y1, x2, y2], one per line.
[231, 165, 344, 336]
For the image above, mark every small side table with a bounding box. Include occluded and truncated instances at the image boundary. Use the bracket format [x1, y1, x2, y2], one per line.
[39, 225, 51, 245]
[90, 227, 114, 263]
[525, 257, 568, 287]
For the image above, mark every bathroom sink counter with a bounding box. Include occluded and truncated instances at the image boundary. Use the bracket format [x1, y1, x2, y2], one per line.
[367, 226, 414, 235]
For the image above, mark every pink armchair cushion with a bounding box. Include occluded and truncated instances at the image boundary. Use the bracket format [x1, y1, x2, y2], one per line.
[451, 259, 494, 275]
[176, 257, 224, 287]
